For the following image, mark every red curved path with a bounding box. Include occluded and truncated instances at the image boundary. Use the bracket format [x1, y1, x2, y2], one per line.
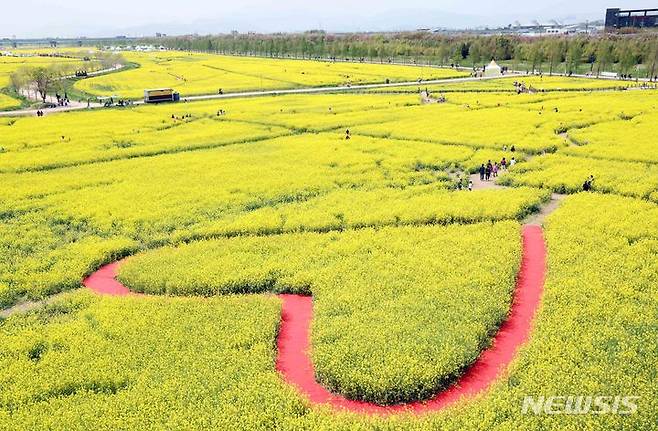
[83, 224, 546, 416]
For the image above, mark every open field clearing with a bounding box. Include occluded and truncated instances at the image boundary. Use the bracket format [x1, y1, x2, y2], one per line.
[0, 67, 657, 430]
[73, 50, 469, 98]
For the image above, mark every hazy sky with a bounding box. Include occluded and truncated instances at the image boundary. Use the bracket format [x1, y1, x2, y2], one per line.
[2, 0, 654, 38]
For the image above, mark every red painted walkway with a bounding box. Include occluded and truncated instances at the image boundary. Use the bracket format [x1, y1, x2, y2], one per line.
[83, 224, 546, 416]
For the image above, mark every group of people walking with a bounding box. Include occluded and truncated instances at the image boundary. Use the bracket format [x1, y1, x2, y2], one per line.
[55, 93, 70, 107]
[479, 156, 516, 182]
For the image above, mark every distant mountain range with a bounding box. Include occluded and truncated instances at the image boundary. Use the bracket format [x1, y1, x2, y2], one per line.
[97, 9, 608, 37]
[4, 5, 611, 39]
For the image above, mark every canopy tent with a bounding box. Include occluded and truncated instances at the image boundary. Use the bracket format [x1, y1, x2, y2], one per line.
[484, 59, 502, 77]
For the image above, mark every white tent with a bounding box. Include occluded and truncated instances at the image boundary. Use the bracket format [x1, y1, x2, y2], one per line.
[484, 60, 502, 77]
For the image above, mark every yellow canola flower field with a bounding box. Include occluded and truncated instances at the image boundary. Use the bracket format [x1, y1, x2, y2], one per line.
[0, 292, 307, 429]
[375, 75, 637, 93]
[565, 111, 658, 164]
[0, 73, 657, 429]
[0, 93, 417, 172]
[502, 154, 658, 201]
[74, 50, 468, 98]
[0, 93, 20, 110]
[0, 107, 547, 306]
[119, 222, 522, 405]
[1, 195, 656, 430]
[180, 186, 547, 240]
[356, 89, 658, 154]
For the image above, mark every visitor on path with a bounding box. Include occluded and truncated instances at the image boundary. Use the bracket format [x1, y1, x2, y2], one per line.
[345, 129, 351, 140]
[501, 157, 507, 170]
[583, 175, 595, 191]
[492, 163, 499, 178]
[503, 145, 507, 151]
[510, 145, 516, 153]
[468, 180, 473, 191]
[486, 160, 493, 181]
[479, 164, 485, 181]
[510, 157, 516, 167]
[582, 179, 591, 191]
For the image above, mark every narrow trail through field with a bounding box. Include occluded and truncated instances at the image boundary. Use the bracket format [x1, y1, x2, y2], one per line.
[78, 224, 547, 415]
[469, 172, 506, 191]
[525, 193, 565, 226]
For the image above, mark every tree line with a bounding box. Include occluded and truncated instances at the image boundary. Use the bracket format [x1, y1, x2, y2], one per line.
[148, 32, 658, 79]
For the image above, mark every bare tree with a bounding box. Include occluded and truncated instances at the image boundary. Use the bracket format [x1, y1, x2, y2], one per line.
[27, 67, 58, 103]
[97, 52, 126, 71]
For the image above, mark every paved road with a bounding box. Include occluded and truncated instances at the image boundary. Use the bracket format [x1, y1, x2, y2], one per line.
[3, 67, 646, 118]
[0, 74, 509, 117]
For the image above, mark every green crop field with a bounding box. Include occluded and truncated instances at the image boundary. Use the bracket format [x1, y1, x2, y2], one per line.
[0, 50, 656, 430]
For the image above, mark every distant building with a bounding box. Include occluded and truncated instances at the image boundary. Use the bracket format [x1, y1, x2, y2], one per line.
[605, 8, 658, 30]
[544, 27, 569, 35]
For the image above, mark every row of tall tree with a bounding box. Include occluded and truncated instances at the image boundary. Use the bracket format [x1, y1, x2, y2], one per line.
[149, 32, 658, 78]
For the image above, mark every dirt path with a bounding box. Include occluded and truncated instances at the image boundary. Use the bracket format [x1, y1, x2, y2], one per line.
[0, 295, 63, 319]
[467, 165, 565, 226]
[0, 74, 510, 117]
[525, 193, 565, 226]
[469, 171, 506, 190]
[558, 132, 579, 147]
